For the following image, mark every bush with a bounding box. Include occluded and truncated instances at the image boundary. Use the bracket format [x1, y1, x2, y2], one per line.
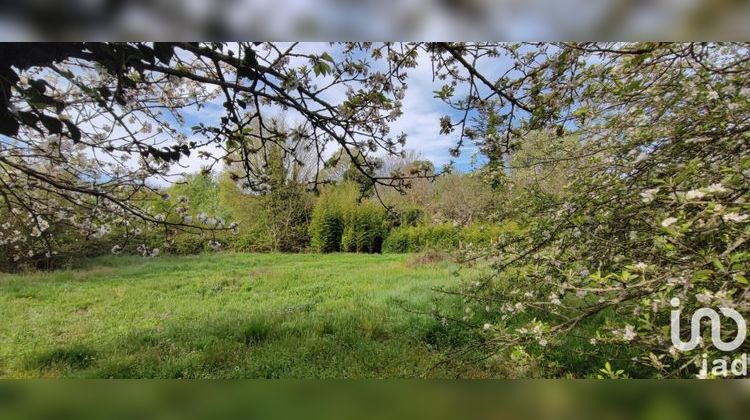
[341, 201, 387, 253]
[309, 182, 358, 252]
[383, 222, 517, 253]
[383, 224, 458, 253]
[395, 206, 425, 228]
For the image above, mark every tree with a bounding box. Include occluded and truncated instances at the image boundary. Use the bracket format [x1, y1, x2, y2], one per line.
[3, 42, 749, 378]
[429, 43, 750, 378]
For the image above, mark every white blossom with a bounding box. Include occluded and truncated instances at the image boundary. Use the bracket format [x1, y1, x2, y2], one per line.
[549, 293, 562, 306]
[661, 217, 678, 228]
[622, 325, 637, 341]
[685, 190, 705, 200]
[640, 188, 659, 203]
[633, 262, 649, 272]
[705, 183, 727, 194]
[723, 213, 748, 223]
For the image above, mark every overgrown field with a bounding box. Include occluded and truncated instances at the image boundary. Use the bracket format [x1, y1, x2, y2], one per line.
[0, 253, 488, 378]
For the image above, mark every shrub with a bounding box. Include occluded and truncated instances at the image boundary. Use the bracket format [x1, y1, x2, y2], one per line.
[383, 222, 518, 253]
[309, 182, 358, 252]
[341, 201, 387, 253]
[396, 206, 425, 227]
[383, 224, 458, 253]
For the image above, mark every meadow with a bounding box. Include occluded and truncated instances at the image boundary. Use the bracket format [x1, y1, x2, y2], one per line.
[0, 253, 483, 378]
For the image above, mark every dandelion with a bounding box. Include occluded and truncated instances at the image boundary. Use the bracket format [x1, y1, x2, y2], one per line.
[661, 217, 678, 228]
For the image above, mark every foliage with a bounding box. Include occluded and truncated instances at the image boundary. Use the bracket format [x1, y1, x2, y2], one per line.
[434, 43, 750, 378]
[383, 224, 458, 253]
[383, 222, 515, 253]
[430, 173, 499, 225]
[309, 182, 359, 252]
[341, 201, 388, 253]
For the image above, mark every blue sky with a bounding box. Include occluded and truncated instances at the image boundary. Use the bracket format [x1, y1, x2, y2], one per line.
[174, 43, 490, 177]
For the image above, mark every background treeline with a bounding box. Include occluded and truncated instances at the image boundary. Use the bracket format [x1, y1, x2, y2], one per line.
[159, 155, 514, 255]
[0, 129, 565, 271]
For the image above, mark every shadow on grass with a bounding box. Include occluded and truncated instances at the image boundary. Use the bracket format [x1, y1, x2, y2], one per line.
[29, 345, 98, 372]
[29, 310, 443, 379]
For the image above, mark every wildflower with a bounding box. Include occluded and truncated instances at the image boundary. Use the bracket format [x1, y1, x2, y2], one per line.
[549, 293, 562, 306]
[723, 213, 748, 223]
[633, 262, 648, 272]
[590, 338, 597, 346]
[661, 217, 678, 228]
[538, 338, 548, 347]
[483, 323, 492, 331]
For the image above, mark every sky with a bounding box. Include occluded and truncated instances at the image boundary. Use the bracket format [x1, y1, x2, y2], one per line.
[172, 43, 488, 179]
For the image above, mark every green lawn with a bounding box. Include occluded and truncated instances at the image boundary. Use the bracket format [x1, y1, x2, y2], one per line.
[0, 253, 476, 378]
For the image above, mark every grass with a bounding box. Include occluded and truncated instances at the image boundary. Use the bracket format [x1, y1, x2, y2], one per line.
[0, 252, 480, 378]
